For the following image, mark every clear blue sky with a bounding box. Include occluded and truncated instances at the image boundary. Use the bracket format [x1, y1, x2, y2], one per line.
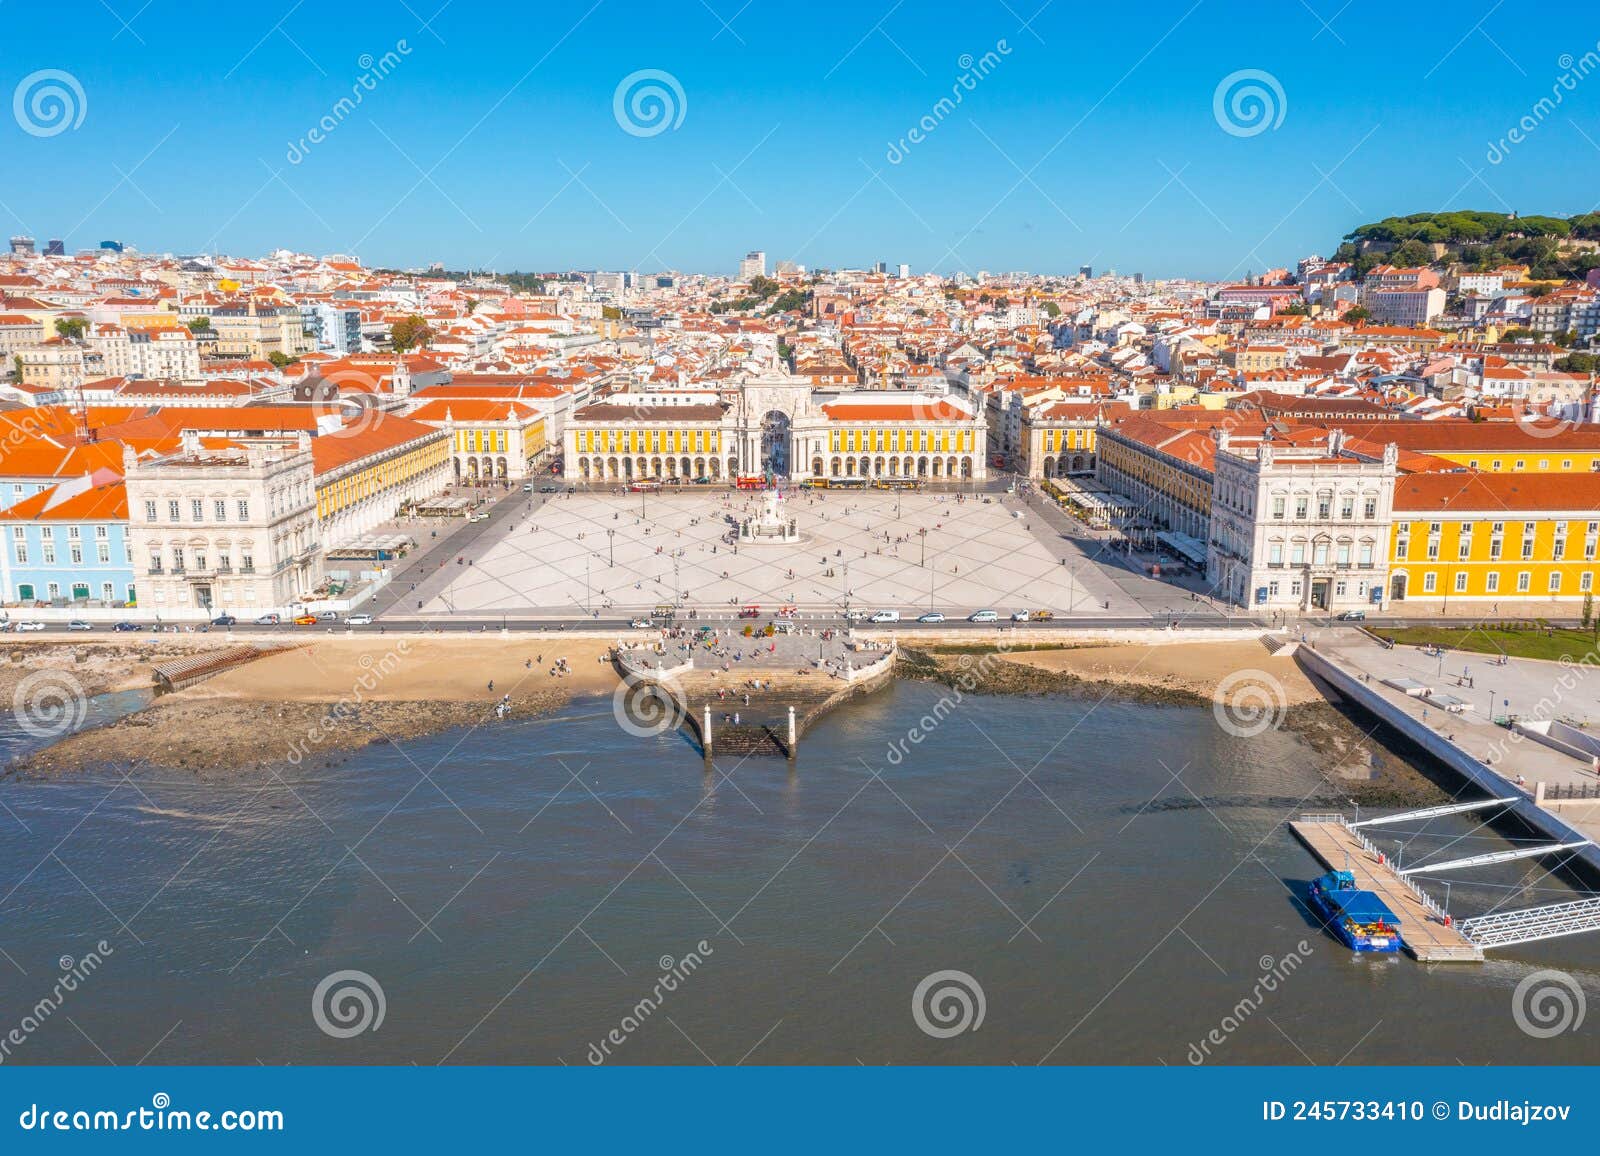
[3, 1, 1596, 278]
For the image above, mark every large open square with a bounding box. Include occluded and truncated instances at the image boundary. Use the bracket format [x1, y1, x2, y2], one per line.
[409, 488, 1135, 618]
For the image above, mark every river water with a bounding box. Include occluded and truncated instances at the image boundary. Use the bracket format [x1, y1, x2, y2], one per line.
[2, 683, 1598, 1066]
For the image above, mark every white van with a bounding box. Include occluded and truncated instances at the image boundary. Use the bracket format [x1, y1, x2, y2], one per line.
[968, 609, 999, 623]
[868, 609, 900, 623]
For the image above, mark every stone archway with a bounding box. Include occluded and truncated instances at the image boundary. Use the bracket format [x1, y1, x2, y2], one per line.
[760, 410, 792, 477]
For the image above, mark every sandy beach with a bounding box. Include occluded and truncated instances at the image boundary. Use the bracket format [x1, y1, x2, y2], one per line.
[7, 634, 628, 777]
[996, 639, 1324, 706]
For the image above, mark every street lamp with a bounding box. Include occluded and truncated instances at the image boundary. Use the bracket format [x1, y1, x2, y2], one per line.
[607, 528, 615, 568]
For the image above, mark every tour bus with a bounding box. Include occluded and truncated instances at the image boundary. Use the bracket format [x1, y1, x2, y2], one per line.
[627, 479, 661, 493]
[735, 475, 768, 491]
[872, 477, 921, 492]
[829, 478, 868, 490]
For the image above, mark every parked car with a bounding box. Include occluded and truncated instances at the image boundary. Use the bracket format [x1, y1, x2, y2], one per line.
[845, 609, 868, 623]
[112, 621, 142, 632]
[1010, 610, 1031, 622]
[629, 618, 652, 629]
[345, 613, 373, 626]
[968, 609, 999, 623]
[868, 610, 900, 623]
[540, 484, 559, 493]
[916, 611, 946, 623]
[211, 615, 237, 627]
[1336, 609, 1367, 621]
[293, 614, 319, 626]
[316, 611, 340, 623]
[16, 621, 46, 632]
[522, 482, 534, 492]
[67, 620, 94, 631]
[255, 613, 281, 625]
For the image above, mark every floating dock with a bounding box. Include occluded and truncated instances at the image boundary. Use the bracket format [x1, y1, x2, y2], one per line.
[1289, 815, 1484, 962]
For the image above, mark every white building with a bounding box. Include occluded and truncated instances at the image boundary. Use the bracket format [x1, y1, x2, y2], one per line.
[1207, 430, 1398, 615]
[738, 250, 767, 282]
[123, 435, 321, 618]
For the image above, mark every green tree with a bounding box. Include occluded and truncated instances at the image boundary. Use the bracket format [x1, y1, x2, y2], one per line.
[390, 315, 433, 352]
[1554, 352, 1599, 374]
[185, 317, 211, 334]
[1343, 306, 1372, 323]
[1388, 239, 1434, 267]
[53, 317, 87, 340]
[1040, 301, 1061, 318]
[266, 351, 297, 369]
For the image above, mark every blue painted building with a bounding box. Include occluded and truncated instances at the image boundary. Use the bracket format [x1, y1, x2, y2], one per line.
[0, 471, 136, 606]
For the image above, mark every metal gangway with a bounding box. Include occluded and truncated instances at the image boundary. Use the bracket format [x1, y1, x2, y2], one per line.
[1338, 799, 1600, 952]
[1459, 896, 1600, 948]
[1349, 797, 1518, 828]
[1398, 842, 1592, 876]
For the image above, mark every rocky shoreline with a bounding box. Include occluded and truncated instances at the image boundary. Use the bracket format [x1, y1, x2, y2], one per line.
[899, 644, 1450, 809]
[9, 689, 572, 778]
[897, 645, 1213, 706]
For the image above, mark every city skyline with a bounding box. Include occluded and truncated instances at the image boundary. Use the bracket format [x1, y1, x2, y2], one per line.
[3, 2, 1597, 277]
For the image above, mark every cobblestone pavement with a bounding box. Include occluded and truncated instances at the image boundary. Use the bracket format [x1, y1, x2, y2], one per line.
[418, 489, 1143, 618]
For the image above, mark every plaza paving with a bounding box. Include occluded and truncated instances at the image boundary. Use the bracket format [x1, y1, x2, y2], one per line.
[413, 489, 1135, 618]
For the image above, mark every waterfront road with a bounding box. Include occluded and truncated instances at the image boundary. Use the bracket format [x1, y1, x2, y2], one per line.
[3, 613, 1585, 637]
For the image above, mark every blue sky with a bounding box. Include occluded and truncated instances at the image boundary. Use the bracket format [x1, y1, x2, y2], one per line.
[3, 0, 1597, 278]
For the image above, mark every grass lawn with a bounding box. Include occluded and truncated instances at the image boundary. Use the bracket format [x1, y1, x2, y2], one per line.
[1382, 625, 1600, 663]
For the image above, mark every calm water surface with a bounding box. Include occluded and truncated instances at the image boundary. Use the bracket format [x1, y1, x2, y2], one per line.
[2, 684, 1598, 1065]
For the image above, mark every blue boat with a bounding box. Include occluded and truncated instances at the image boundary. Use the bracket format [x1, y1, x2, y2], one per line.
[1308, 869, 1403, 952]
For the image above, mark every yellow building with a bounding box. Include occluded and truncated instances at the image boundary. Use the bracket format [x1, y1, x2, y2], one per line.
[1348, 423, 1600, 475]
[1020, 401, 1122, 478]
[312, 414, 450, 546]
[568, 401, 728, 482]
[408, 399, 548, 481]
[818, 398, 982, 480]
[1094, 415, 1219, 539]
[1387, 472, 1600, 605]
